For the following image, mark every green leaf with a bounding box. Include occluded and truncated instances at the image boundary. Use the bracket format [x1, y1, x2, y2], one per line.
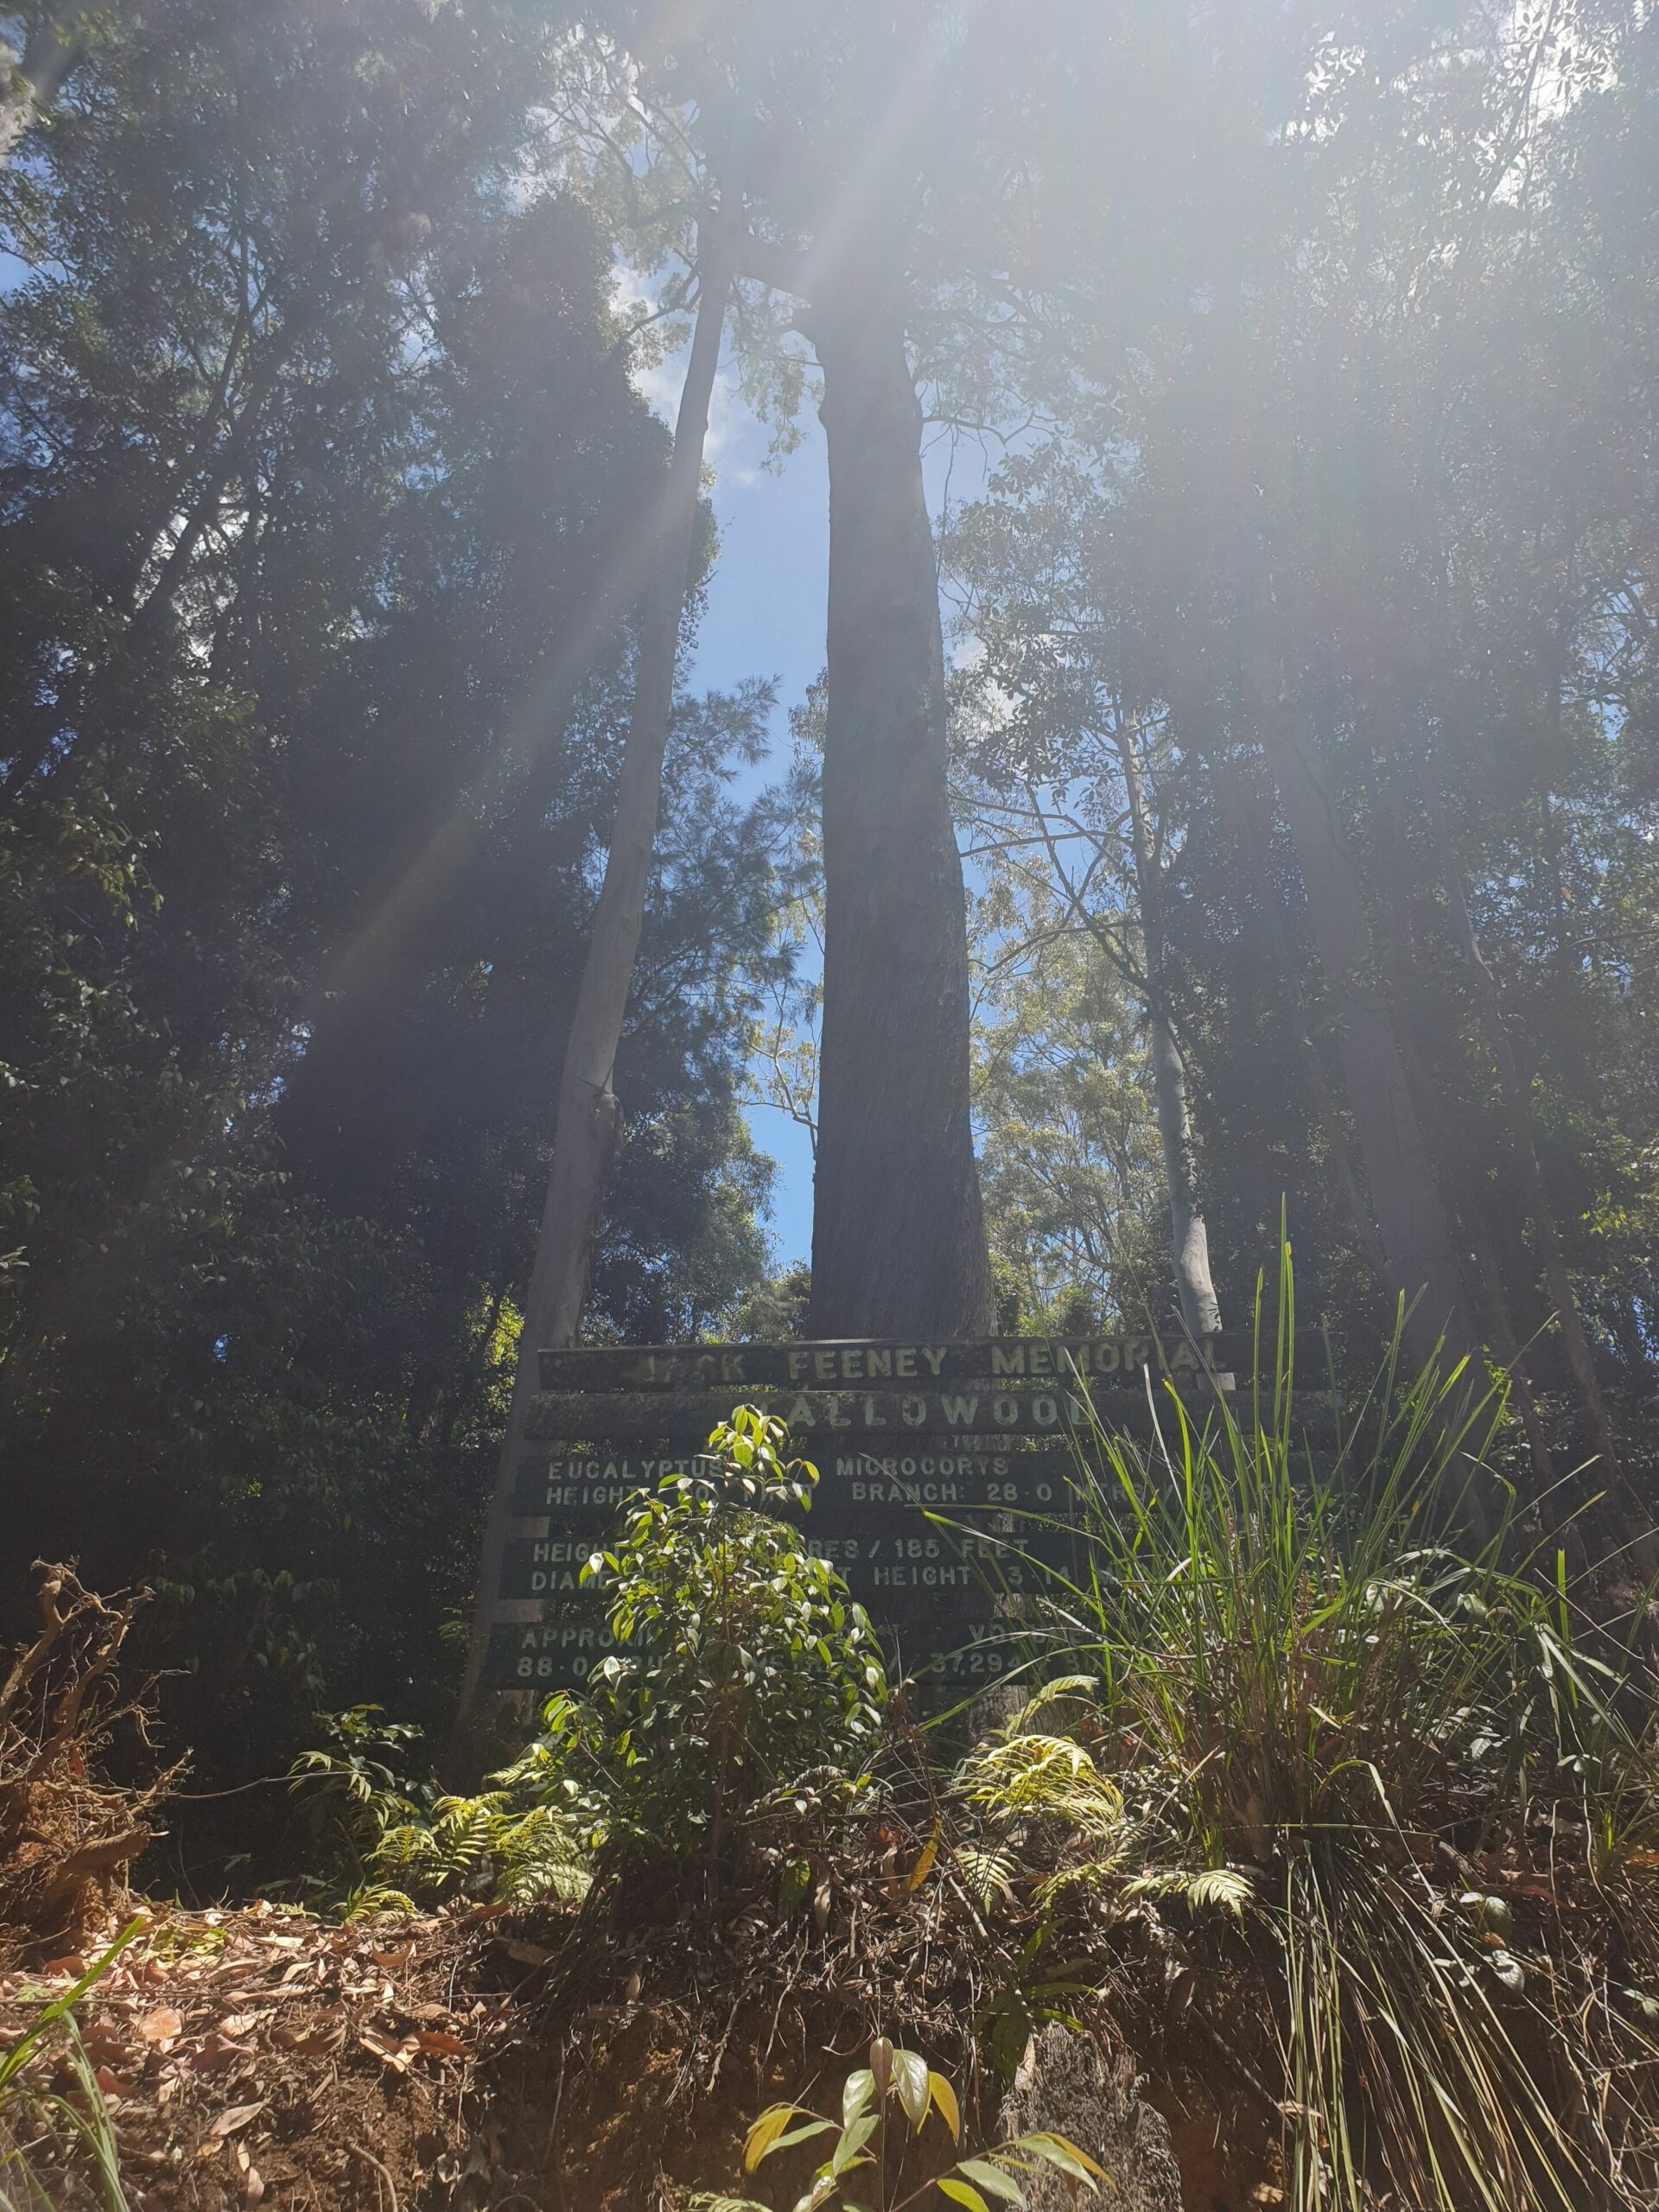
[842, 2066, 874, 2126]
[957, 2159, 1028, 2203]
[832, 2111, 878, 2175]
[1488, 1949, 1526, 1992]
[1009, 2133, 1106, 2186]
[789, 2178, 841, 2212]
[938, 2182, 993, 2212]
[772, 2120, 838, 2155]
[892, 2046, 930, 2127]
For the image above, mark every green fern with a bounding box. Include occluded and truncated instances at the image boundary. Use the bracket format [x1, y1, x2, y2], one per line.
[952, 1840, 1019, 1912]
[375, 1789, 590, 1906]
[957, 1732, 1125, 1840]
[1119, 1865, 1260, 1925]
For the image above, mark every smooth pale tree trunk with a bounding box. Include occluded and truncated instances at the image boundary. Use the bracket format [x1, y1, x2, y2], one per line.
[804, 281, 994, 1338]
[450, 232, 734, 1748]
[1250, 691, 1478, 1374]
[1115, 723, 1220, 1338]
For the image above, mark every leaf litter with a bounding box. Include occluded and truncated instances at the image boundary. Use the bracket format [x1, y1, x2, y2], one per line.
[0, 1896, 512, 2209]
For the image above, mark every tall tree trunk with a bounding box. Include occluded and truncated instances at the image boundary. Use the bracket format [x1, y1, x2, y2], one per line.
[1233, 777, 1389, 1287]
[804, 279, 993, 1338]
[1115, 722, 1220, 1337]
[1249, 684, 1478, 1373]
[450, 226, 734, 1751]
[1423, 770, 1640, 1513]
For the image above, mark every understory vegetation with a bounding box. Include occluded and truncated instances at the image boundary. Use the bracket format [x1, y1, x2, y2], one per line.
[45, 1273, 1628, 2211]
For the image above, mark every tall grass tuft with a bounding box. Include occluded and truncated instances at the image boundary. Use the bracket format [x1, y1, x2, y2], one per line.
[1002, 1249, 1659, 2211]
[0, 1923, 138, 2212]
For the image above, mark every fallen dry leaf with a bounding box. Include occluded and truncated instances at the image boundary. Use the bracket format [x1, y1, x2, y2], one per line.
[207, 2100, 267, 2139]
[272, 2011, 346, 2056]
[359, 2026, 419, 2071]
[217, 2012, 261, 2037]
[244, 2165, 265, 2204]
[137, 2006, 184, 2047]
[415, 2030, 467, 2057]
[190, 2031, 254, 2073]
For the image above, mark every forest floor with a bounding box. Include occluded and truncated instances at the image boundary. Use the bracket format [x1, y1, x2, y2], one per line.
[0, 1566, 1264, 2211]
[0, 1882, 1283, 2212]
[3, 1901, 490, 2209]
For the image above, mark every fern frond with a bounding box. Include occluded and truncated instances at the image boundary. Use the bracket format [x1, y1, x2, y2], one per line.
[1120, 1865, 1259, 1923]
[372, 1788, 591, 1904]
[340, 1884, 419, 1922]
[1001, 1675, 1099, 1738]
[958, 1733, 1125, 1840]
[952, 1841, 1019, 1911]
[1034, 1853, 1128, 1905]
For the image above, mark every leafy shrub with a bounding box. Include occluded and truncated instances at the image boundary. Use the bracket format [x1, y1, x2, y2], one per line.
[528, 1408, 888, 1903]
[290, 1407, 887, 1916]
[693, 2032, 1103, 2212]
[992, 1255, 1659, 2210]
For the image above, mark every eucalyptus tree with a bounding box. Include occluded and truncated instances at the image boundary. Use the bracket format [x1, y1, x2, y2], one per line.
[452, 209, 736, 1738]
[949, 0, 1659, 1512]
[586, 0, 1067, 1337]
[0, 0, 89, 164]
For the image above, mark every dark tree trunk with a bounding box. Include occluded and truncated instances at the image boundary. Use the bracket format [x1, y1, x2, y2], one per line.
[804, 283, 994, 1339]
[1423, 769, 1651, 1543]
[1233, 762, 1390, 1287]
[1252, 694, 1478, 1373]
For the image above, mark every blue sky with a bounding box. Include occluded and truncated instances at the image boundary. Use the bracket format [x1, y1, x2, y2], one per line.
[665, 337, 992, 1274]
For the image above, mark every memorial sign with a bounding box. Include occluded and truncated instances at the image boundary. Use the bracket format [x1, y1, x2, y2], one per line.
[480, 1332, 1318, 1690]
